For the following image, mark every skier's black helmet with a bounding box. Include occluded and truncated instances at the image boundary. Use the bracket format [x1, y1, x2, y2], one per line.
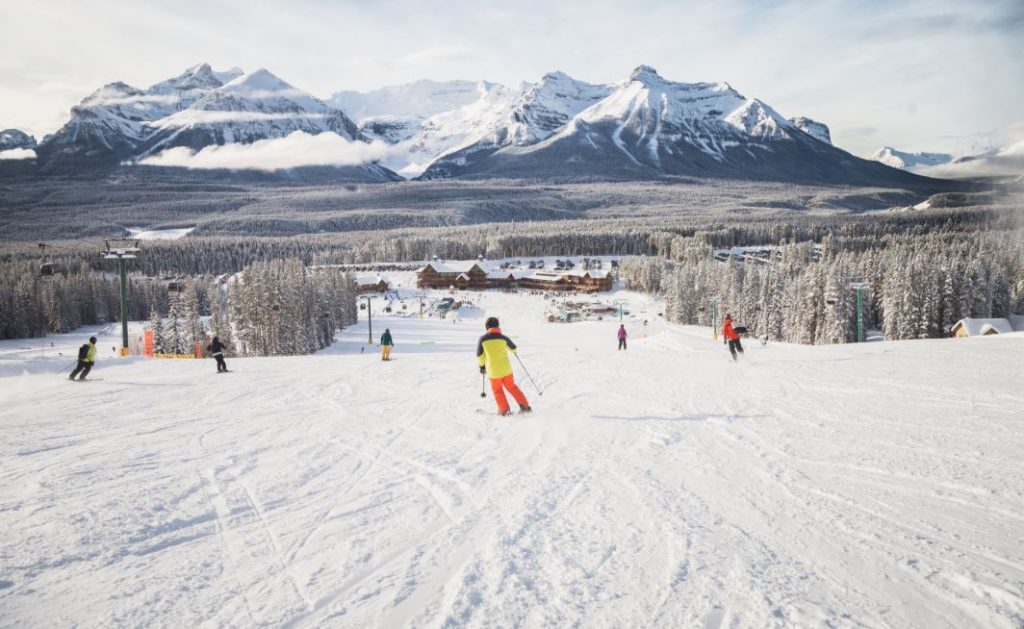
[485, 316, 499, 329]
[89, 336, 97, 343]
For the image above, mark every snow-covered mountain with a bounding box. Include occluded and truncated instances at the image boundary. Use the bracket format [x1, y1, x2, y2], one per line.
[331, 72, 611, 177]
[34, 64, 398, 182]
[913, 142, 1024, 180]
[0, 128, 37, 150]
[868, 143, 1024, 179]
[337, 81, 518, 177]
[422, 66, 929, 186]
[139, 69, 363, 155]
[23, 62, 947, 186]
[789, 117, 831, 145]
[869, 147, 953, 170]
[329, 79, 483, 126]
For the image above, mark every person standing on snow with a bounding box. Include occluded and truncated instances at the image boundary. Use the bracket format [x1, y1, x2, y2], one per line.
[206, 336, 229, 373]
[380, 328, 394, 361]
[69, 336, 97, 380]
[617, 324, 628, 350]
[477, 316, 532, 416]
[723, 314, 745, 361]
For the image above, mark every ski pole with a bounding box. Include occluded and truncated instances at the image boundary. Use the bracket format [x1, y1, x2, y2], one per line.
[513, 353, 543, 396]
[480, 372, 486, 398]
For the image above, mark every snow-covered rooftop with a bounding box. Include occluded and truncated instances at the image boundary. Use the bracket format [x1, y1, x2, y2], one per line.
[420, 261, 488, 274]
[355, 275, 386, 286]
[951, 318, 1014, 336]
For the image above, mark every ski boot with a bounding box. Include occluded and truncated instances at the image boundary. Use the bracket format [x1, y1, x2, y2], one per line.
[518, 405, 533, 414]
[498, 409, 514, 417]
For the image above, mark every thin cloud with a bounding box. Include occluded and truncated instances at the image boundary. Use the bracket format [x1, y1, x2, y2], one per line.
[152, 111, 329, 128]
[398, 45, 477, 65]
[0, 148, 35, 160]
[136, 130, 390, 171]
[918, 140, 1024, 178]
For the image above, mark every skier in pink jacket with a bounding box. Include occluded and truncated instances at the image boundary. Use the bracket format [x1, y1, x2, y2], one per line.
[617, 324, 628, 351]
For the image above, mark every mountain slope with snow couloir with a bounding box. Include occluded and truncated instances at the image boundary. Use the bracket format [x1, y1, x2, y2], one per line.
[421, 66, 944, 187]
[337, 72, 612, 177]
[138, 69, 364, 154]
[0, 129, 37, 151]
[32, 64, 400, 182]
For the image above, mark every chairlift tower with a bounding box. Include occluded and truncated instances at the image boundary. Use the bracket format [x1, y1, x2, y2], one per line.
[414, 291, 427, 319]
[361, 295, 375, 345]
[102, 240, 140, 356]
[849, 280, 870, 343]
[614, 298, 629, 323]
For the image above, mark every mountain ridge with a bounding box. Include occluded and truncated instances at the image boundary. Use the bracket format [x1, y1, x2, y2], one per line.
[16, 63, 955, 187]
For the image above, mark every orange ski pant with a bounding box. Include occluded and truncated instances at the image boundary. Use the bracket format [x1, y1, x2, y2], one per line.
[490, 374, 529, 413]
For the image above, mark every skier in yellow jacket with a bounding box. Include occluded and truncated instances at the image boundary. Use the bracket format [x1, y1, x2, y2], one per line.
[69, 336, 98, 381]
[477, 317, 532, 416]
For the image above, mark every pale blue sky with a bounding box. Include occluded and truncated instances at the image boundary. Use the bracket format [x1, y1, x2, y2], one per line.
[2, 0, 1021, 156]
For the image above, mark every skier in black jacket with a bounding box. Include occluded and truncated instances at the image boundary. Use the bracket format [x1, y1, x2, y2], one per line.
[206, 337, 229, 373]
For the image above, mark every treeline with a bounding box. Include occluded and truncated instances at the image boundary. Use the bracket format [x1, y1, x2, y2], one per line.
[620, 228, 1024, 343]
[0, 257, 359, 353]
[0, 204, 1008, 278]
[2, 202, 1018, 345]
[0, 259, 176, 340]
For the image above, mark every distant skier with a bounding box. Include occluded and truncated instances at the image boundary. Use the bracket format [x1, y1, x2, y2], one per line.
[380, 328, 394, 361]
[477, 316, 531, 416]
[206, 336, 229, 373]
[617, 324, 628, 350]
[723, 314, 745, 361]
[69, 336, 97, 380]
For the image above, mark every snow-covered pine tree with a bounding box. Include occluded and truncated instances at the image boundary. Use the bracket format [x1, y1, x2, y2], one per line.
[149, 307, 166, 355]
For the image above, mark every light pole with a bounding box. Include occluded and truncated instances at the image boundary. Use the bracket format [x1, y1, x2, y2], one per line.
[362, 295, 374, 345]
[710, 296, 720, 341]
[415, 291, 426, 319]
[614, 298, 629, 322]
[849, 281, 869, 343]
[102, 240, 140, 356]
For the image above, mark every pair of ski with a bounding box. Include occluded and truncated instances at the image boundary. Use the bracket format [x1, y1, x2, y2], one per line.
[475, 408, 535, 416]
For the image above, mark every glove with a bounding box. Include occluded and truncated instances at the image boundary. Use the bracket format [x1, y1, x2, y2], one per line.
[479, 366, 486, 375]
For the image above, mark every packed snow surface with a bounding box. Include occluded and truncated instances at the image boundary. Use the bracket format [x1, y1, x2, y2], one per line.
[1, 290, 1022, 628]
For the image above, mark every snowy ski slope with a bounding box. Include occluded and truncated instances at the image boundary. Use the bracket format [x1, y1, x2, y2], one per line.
[1, 290, 1022, 628]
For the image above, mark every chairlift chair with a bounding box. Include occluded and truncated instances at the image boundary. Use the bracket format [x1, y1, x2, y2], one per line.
[38, 243, 55, 278]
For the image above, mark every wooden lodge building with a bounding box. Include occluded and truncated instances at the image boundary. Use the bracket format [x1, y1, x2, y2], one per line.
[355, 275, 390, 293]
[416, 261, 613, 293]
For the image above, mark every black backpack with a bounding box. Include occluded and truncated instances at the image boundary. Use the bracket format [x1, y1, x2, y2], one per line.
[78, 344, 90, 360]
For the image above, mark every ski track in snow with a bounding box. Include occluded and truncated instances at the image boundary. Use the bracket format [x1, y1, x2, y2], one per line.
[1, 290, 1023, 628]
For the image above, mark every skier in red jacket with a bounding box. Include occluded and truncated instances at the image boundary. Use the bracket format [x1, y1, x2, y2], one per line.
[723, 314, 744, 361]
